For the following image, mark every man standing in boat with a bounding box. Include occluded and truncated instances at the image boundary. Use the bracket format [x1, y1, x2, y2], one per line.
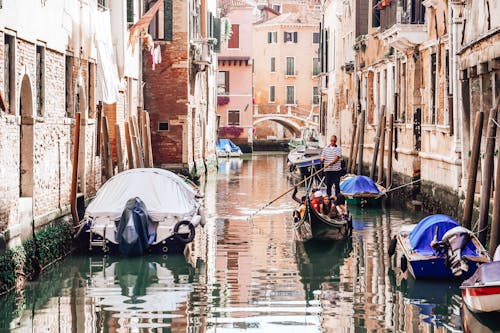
[320, 135, 342, 197]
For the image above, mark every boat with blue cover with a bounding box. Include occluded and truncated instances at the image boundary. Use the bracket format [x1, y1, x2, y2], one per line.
[389, 214, 490, 280]
[339, 175, 386, 206]
[216, 138, 242, 157]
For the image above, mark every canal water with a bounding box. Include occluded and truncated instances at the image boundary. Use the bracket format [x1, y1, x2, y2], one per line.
[1, 153, 499, 332]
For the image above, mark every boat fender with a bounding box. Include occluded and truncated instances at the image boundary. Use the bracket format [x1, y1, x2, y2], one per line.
[191, 215, 202, 227]
[400, 254, 408, 273]
[174, 220, 196, 243]
[388, 236, 397, 257]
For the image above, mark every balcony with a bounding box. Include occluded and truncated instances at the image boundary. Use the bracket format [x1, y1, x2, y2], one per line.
[191, 38, 214, 67]
[379, 0, 427, 52]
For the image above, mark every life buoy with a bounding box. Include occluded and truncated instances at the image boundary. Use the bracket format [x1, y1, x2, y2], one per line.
[388, 236, 397, 257]
[400, 254, 408, 273]
[174, 220, 196, 243]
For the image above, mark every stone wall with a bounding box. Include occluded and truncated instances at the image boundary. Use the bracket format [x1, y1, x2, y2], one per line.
[0, 34, 100, 243]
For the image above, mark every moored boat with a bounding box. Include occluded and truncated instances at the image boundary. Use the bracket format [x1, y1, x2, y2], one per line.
[461, 246, 500, 313]
[78, 168, 204, 256]
[216, 138, 242, 157]
[389, 214, 490, 280]
[287, 145, 322, 178]
[339, 175, 386, 207]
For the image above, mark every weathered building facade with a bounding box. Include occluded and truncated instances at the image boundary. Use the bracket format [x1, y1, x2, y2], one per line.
[0, 0, 143, 246]
[253, 1, 321, 139]
[320, 0, 500, 218]
[142, 0, 219, 175]
[217, 0, 255, 152]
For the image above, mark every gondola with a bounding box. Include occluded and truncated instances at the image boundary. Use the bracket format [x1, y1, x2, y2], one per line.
[293, 199, 352, 242]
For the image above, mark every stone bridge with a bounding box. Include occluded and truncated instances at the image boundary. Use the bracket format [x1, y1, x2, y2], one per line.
[253, 106, 319, 136]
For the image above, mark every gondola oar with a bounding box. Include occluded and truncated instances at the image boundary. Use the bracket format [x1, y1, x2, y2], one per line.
[248, 160, 336, 220]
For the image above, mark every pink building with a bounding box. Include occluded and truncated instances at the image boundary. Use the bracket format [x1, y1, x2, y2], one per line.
[217, 0, 254, 152]
[252, 2, 321, 139]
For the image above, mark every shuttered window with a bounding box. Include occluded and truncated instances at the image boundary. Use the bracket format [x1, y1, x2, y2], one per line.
[269, 86, 275, 103]
[286, 57, 295, 75]
[213, 18, 221, 53]
[127, 0, 134, 27]
[270, 57, 276, 72]
[228, 24, 239, 48]
[228, 110, 240, 126]
[164, 0, 173, 41]
[286, 86, 295, 105]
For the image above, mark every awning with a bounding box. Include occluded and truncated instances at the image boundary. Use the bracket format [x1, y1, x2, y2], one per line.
[128, 0, 164, 53]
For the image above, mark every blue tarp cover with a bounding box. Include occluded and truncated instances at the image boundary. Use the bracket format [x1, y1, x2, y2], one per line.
[339, 175, 381, 195]
[409, 214, 477, 256]
[216, 139, 241, 153]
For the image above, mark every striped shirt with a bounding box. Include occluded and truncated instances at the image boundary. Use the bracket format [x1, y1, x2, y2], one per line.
[321, 144, 342, 171]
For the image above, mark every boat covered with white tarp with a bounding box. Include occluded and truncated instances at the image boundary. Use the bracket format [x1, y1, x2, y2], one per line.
[80, 168, 204, 256]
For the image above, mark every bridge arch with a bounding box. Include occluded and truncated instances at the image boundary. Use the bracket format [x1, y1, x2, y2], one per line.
[253, 116, 303, 137]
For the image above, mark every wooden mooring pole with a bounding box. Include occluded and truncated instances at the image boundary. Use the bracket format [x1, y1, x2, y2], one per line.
[350, 115, 361, 174]
[377, 113, 387, 184]
[115, 124, 124, 173]
[347, 113, 358, 173]
[101, 114, 113, 179]
[386, 114, 394, 188]
[478, 102, 499, 244]
[124, 121, 134, 169]
[357, 110, 365, 175]
[70, 112, 81, 226]
[371, 107, 385, 179]
[463, 111, 484, 229]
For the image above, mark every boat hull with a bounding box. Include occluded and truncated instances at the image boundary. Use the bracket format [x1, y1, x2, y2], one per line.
[395, 228, 486, 280]
[462, 285, 500, 313]
[294, 201, 351, 242]
[345, 196, 383, 207]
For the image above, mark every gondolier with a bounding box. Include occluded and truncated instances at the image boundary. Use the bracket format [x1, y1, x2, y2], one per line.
[320, 135, 342, 197]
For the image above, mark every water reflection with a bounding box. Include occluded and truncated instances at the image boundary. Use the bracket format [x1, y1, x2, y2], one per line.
[4, 153, 500, 332]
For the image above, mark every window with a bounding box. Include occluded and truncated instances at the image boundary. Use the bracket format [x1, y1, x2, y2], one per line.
[271, 3, 281, 13]
[430, 52, 437, 124]
[97, 0, 107, 10]
[65, 55, 74, 117]
[228, 24, 240, 48]
[286, 86, 295, 105]
[313, 32, 320, 44]
[217, 71, 229, 95]
[145, 0, 172, 41]
[267, 31, 277, 44]
[372, 0, 380, 27]
[284, 31, 298, 43]
[158, 122, 169, 131]
[269, 86, 276, 103]
[36, 45, 45, 117]
[312, 58, 320, 76]
[127, 0, 134, 28]
[4, 34, 15, 114]
[313, 87, 320, 105]
[286, 57, 295, 75]
[228, 110, 240, 126]
[270, 57, 276, 72]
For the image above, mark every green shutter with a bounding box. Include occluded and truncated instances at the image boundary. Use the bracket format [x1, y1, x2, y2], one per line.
[127, 0, 133, 25]
[164, 0, 173, 41]
[213, 18, 221, 53]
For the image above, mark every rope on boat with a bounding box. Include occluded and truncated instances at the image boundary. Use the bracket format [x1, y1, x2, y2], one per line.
[247, 160, 335, 220]
[383, 178, 422, 195]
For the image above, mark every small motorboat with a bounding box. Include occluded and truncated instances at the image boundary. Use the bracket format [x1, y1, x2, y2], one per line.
[389, 214, 490, 280]
[461, 246, 500, 313]
[339, 175, 386, 207]
[216, 138, 242, 157]
[287, 145, 322, 178]
[78, 168, 204, 256]
[292, 199, 352, 242]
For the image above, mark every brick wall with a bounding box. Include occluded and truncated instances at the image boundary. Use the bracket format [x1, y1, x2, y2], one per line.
[0, 35, 101, 237]
[143, 40, 189, 165]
